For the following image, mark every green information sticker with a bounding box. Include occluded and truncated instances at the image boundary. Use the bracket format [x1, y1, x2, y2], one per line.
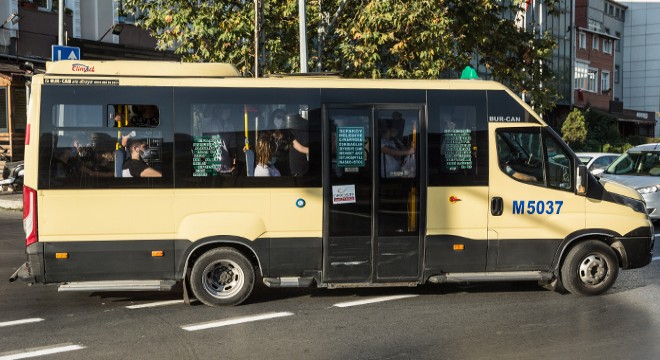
[337, 127, 365, 167]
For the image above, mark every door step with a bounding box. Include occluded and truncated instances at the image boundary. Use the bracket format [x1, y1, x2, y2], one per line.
[262, 277, 315, 288]
[327, 282, 418, 289]
[427, 271, 553, 284]
[58, 280, 177, 292]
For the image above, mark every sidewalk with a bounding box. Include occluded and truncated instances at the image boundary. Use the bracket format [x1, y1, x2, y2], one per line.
[0, 192, 22, 211]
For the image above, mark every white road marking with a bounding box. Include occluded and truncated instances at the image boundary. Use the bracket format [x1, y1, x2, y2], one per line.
[0, 344, 85, 360]
[126, 300, 184, 309]
[333, 294, 419, 308]
[0, 318, 44, 328]
[181, 312, 294, 332]
[653, 256, 660, 262]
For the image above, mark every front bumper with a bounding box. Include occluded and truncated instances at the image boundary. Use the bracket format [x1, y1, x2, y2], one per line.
[614, 225, 654, 269]
[642, 192, 660, 220]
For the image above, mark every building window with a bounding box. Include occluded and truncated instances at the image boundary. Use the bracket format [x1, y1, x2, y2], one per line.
[588, 69, 598, 92]
[609, 4, 614, 16]
[36, 0, 55, 11]
[0, 87, 7, 132]
[575, 62, 588, 90]
[592, 35, 599, 51]
[576, 63, 598, 93]
[615, 32, 621, 51]
[615, 65, 620, 83]
[603, 39, 613, 54]
[601, 71, 611, 94]
[616, 8, 620, 18]
[579, 32, 587, 49]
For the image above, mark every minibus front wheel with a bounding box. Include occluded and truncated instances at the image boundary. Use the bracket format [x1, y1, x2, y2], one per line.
[561, 240, 619, 296]
[190, 247, 255, 306]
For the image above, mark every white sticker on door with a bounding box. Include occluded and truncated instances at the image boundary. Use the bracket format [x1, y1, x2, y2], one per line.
[332, 184, 357, 204]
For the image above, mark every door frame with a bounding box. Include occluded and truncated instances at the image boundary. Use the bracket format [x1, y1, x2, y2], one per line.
[322, 103, 428, 284]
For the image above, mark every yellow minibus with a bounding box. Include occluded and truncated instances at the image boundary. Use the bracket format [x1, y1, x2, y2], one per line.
[9, 60, 653, 305]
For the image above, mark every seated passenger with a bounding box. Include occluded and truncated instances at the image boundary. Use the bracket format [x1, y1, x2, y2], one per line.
[254, 134, 281, 177]
[122, 138, 162, 178]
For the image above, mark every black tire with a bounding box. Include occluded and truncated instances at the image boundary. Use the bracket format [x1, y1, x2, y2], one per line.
[190, 248, 255, 306]
[560, 240, 619, 296]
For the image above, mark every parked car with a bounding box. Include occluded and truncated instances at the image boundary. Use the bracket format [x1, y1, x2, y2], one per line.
[599, 143, 660, 220]
[575, 152, 619, 176]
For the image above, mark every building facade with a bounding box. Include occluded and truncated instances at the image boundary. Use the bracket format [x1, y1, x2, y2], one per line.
[621, 0, 660, 136]
[0, 0, 178, 162]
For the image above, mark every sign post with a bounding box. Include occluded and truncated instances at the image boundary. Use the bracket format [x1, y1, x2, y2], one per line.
[51, 45, 81, 62]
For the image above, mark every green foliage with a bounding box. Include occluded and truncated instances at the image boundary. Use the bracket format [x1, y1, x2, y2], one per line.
[125, 0, 560, 113]
[561, 108, 587, 146]
[603, 143, 632, 154]
[581, 107, 620, 151]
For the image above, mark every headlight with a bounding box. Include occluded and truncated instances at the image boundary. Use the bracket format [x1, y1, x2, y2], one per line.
[611, 193, 647, 214]
[637, 185, 660, 194]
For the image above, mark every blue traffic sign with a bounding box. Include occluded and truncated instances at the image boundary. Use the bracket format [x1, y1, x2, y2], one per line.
[51, 45, 81, 62]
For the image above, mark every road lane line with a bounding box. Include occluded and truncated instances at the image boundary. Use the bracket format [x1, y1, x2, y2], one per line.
[653, 256, 660, 262]
[0, 318, 44, 328]
[0, 344, 84, 360]
[181, 312, 294, 331]
[126, 300, 184, 309]
[333, 294, 419, 308]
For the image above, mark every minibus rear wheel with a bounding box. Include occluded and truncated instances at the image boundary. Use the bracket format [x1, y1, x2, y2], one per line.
[190, 248, 255, 306]
[560, 240, 619, 296]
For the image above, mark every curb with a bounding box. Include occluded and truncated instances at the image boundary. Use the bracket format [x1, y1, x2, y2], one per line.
[0, 194, 22, 211]
[0, 199, 22, 211]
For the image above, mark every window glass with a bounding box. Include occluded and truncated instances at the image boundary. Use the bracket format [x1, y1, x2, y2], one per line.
[428, 90, 488, 186]
[543, 135, 573, 191]
[593, 35, 599, 50]
[487, 90, 533, 123]
[496, 129, 573, 192]
[0, 87, 7, 131]
[38, 86, 173, 189]
[579, 32, 587, 49]
[587, 69, 598, 92]
[496, 130, 543, 184]
[174, 88, 321, 188]
[606, 152, 660, 176]
[601, 71, 611, 93]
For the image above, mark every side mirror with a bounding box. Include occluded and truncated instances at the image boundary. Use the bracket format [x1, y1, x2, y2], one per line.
[576, 164, 588, 195]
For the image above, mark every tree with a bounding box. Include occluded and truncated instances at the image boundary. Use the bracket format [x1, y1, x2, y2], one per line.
[561, 108, 587, 147]
[125, 0, 560, 114]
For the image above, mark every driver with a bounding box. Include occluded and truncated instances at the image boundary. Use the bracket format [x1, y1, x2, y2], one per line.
[496, 134, 538, 183]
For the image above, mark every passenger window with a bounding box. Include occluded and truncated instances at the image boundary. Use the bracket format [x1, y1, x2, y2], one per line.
[110, 104, 160, 128]
[428, 90, 488, 186]
[40, 96, 170, 189]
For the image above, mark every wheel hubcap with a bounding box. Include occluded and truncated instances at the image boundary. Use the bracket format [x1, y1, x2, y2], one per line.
[202, 259, 244, 299]
[578, 254, 608, 286]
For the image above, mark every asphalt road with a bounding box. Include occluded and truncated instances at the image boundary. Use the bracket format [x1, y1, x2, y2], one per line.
[1, 209, 659, 360]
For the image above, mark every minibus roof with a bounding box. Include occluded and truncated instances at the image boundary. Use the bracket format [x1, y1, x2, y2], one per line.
[46, 60, 241, 78]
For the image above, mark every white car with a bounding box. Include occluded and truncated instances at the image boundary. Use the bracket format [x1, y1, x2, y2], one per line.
[575, 152, 619, 176]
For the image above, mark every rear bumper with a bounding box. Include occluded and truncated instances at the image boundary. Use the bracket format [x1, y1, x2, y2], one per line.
[9, 243, 44, 283]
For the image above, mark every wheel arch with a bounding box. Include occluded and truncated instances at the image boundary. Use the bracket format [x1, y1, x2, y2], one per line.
[176, 236, 269, 280]
[552, 228, 623, 272]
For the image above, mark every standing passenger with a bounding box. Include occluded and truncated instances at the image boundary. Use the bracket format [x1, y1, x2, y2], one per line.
[288, 113, 309, 177]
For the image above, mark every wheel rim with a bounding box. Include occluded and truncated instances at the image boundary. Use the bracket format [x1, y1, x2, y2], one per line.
[201, 259, 245, 300]
[578, 253, 609, 286]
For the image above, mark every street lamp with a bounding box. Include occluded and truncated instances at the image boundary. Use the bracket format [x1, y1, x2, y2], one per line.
[0, 13, 21, 29]
[97, 24, 124, 43]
